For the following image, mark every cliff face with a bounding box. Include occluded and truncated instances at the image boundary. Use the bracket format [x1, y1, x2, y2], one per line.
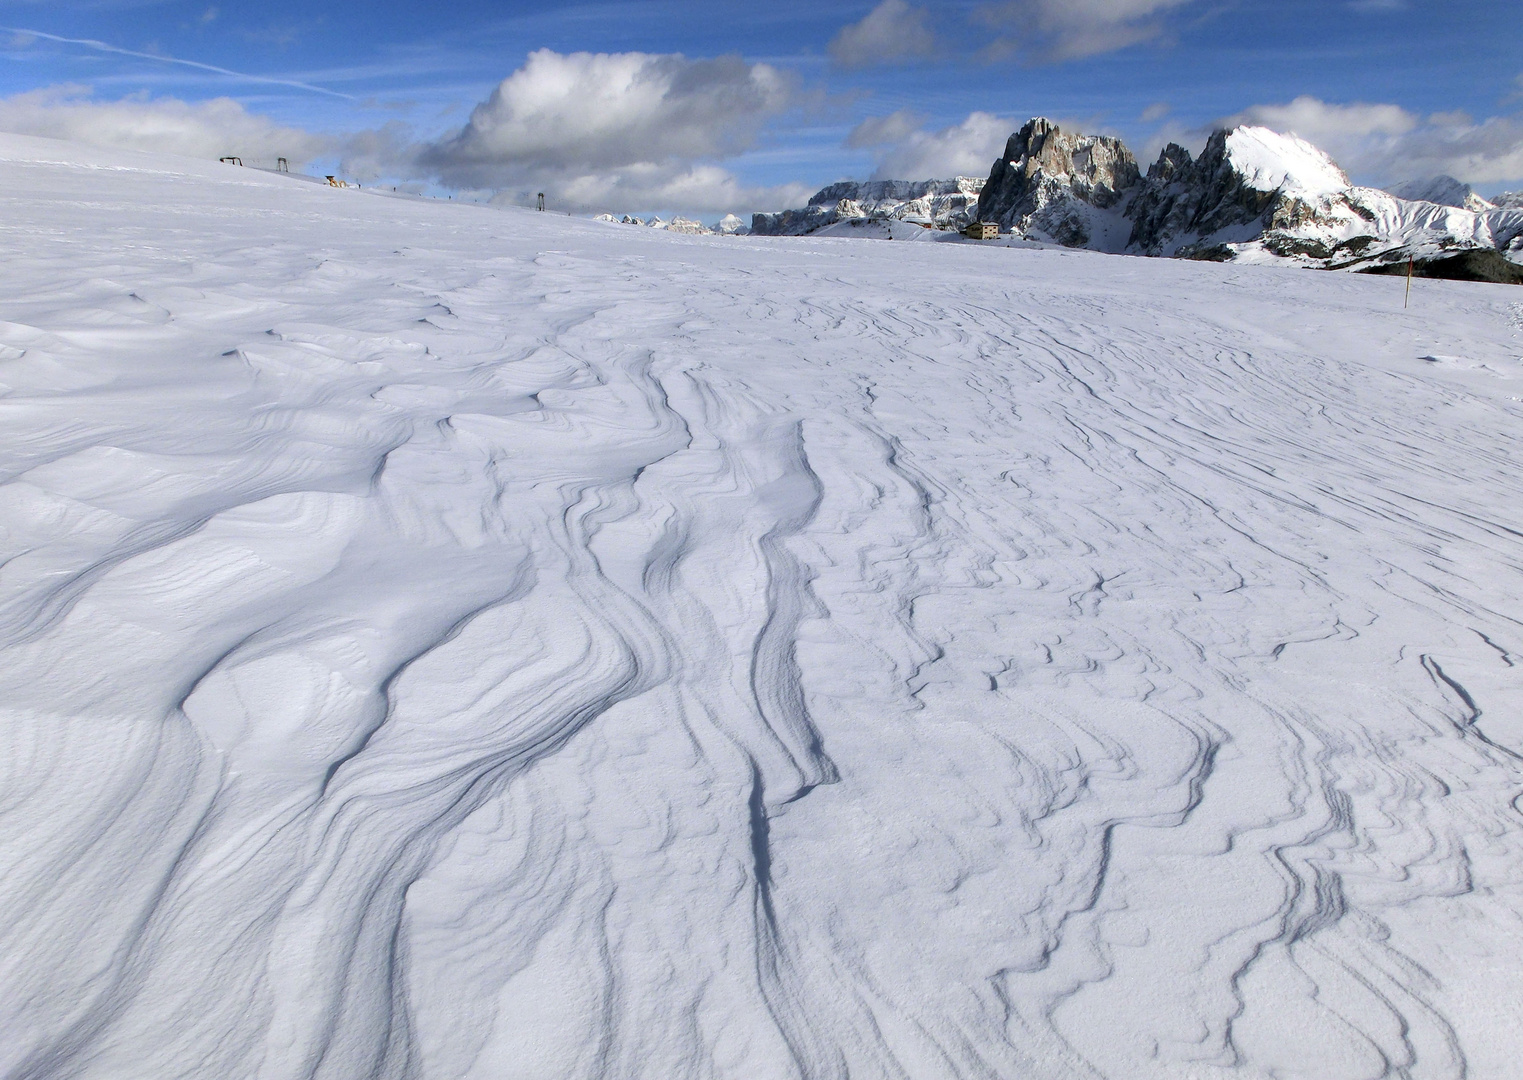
[1126, 128, 1368, 258]
[807, 178, 982, 207]
[973, 119, 1141, 247]
[1128, 134, 1277, 256]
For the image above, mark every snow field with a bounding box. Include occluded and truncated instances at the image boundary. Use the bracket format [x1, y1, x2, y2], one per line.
[2, 133, 1523, 1079]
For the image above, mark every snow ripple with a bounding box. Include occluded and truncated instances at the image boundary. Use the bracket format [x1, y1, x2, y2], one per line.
[1, 137, 1522, 1079]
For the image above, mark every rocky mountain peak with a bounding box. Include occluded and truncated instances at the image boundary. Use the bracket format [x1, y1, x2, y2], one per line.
[1147, 144, 1194, 184]
[1125, 126, 1356, 256]
[747, 116, 1522, 277]
[974, 118, 1141, 244]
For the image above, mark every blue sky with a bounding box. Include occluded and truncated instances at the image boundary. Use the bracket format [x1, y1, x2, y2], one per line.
[1, 0, 1520, 216]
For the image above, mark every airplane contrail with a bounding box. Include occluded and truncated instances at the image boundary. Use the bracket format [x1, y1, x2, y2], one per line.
[1, 27, 354, 100]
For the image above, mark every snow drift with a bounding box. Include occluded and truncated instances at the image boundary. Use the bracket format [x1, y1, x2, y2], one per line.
[4, 132, 1523, 1080]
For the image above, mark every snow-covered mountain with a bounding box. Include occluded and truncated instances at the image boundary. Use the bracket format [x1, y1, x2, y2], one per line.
[596, 213, 746, 236]
[1125, 126, 1368, 258]
[1134, 131, 1523, 273]
[752, 118, 1523, 280]
[751, 177, 984, 235]
[984, 120, 1523, 272]
[1389, 175, 1494, 212]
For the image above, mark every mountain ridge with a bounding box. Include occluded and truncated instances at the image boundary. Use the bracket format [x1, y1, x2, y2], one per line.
[751, 118, 1523, 277]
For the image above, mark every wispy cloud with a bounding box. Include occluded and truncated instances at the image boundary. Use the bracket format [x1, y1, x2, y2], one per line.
[974, 0, 1200, 62]
[829, 1, 937, 69]
[0, 26, 353, 99]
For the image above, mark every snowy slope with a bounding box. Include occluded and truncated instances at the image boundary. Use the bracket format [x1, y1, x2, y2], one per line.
[4, 132, 1523, 1080]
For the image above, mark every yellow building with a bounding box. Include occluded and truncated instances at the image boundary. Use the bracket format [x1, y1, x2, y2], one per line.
[963, 221, 999, 240]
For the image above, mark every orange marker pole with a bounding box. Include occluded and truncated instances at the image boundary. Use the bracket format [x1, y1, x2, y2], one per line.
[1405, 255, 1414, 309]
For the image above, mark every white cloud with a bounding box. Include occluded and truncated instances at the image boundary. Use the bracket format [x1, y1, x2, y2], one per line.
[849, 110, 1011, 180]
[490, 164, 811, 218]
[419, 49, 797, 213]
[1222, 96, 1416, 155]
[829, 0, 937, 69]
[844, 109, 926, 149]
[0, 85, 330, 166]
[975, 0, 1199, 61]
[1220, 95, 1523, 189]
[0, 56, 808, 218]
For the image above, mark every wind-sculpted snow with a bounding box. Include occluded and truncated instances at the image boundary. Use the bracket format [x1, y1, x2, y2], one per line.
[3, 133, 1523, 1080]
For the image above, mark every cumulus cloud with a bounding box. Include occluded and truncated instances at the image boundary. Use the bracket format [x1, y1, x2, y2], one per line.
[829, 0, 937, 69]
[0, 53, 811, 218]
[490, 164, 811, 218]
[1221, 96, 1416, 157]
[419, 48, 798, 213]
[848, 110, 1011, 180]
[0, 85, 330, 166]
[975, 0, 1198, 61]
[1221, 95, 1523, 188]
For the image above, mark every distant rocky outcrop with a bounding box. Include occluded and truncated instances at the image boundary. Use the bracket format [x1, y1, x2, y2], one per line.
[751, 177, 984, 236]
[1126, 127, 1359, 258]
[973, 119, 1141, 247]
[744, 116, 1523, 279]
[593, 214, 748, 236]
[1388, 176, 1493, 212]
[1358, 248, 1523, 285]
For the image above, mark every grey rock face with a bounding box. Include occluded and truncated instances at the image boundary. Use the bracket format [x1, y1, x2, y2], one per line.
[751, 205, 834, 235]
[806, 178, 980, 207]
[751, 177, 983, 236]
[973, 118, 1141, 243]
[1493, 191, 1523, 210]
[1146, 143, 1193, 185]
[1126, 132, 1289, 255]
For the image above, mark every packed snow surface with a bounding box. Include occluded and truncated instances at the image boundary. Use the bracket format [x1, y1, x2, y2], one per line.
[4, 132, 1523, 1080]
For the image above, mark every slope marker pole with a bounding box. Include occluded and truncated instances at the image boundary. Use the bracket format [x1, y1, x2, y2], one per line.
[1405, 255, 1413, 309]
